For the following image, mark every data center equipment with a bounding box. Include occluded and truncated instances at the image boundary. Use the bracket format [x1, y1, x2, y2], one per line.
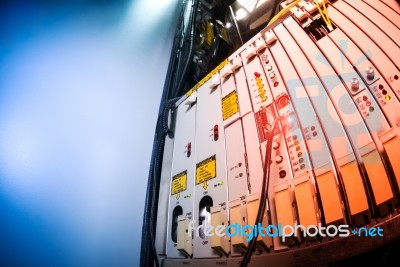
[147, 0, 400, 266]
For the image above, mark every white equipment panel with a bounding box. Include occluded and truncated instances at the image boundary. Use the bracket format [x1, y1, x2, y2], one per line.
[157, 0, 400, 266]
[166, 95, 197, 258]
[192, 77, 229, 258]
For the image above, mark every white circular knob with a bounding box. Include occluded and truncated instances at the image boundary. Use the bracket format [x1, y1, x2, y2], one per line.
[275, 155, 283, 164]
[269, 72, 276, 79]
[366, 67, 374, 80]
[350, 78, 359, 91]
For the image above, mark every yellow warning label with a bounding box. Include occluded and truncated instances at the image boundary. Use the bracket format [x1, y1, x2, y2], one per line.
[196, 155, 217, 185]
[171, 171, 187, 195]
[186, 59, 229, 97]
[222, 90, 239, 121]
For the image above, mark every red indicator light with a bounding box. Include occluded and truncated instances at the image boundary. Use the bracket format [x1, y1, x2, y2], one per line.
[366, 101, 371, 107]
[214, 125, 219, 141]
[276, 95, 289, 109]
[254, 72, 261, 78]
[363, 95, 368, 101]
[187, 142, 192, 157]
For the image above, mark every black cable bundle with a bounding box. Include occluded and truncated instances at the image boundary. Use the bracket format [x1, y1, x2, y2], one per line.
[140, 1, 200, 266]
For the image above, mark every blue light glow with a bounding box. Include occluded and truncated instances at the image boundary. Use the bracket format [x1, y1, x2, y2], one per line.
[0, 1, 179, 266]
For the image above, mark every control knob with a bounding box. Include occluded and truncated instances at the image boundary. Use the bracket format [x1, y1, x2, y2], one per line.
[366, 67, 375, 80]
